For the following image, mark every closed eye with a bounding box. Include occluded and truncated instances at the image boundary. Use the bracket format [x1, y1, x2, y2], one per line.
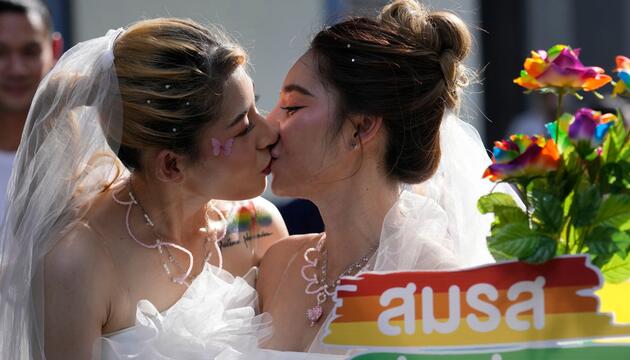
[237, 119, 256, 137]
[280, 106, 305, 116]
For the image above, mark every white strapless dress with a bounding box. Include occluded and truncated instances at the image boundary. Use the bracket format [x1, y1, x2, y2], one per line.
[100, 264, 271, 359]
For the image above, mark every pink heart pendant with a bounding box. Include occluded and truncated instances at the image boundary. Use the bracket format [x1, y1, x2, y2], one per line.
[306, 305, 323, 326]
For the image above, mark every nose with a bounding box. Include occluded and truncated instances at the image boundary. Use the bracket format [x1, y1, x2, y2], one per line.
[255, 111, 279, 149]
[7, 54, 30, 76]
[266, 104, 284, 129]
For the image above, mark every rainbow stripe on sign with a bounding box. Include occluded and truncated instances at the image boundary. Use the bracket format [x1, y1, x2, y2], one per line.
[322, 256, 630, 349]
[350, 345, 630, 360]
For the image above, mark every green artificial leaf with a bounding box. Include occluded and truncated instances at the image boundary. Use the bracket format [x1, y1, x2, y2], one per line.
[572, 184, 601, 227]
[488, 223, 557, 264]
[613, 230, 630, 258]
[601, 253, 630, 284]
[593, 194, 630, 231]
[528, 188, 564, 233]
[584, 226, 619, 255]
[562, 146, 581, 175]
[478, 193, 520, 214]
[622, 161, 630, 190]
[563, 190, 574, 217]
[599, 163, 626, 194]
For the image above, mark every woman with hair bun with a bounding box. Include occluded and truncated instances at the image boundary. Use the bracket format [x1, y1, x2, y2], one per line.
[0, 18, 288, 359]
[258, 0, 515, 353]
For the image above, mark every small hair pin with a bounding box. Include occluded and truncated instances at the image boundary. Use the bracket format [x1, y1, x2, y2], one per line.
[171, 127, 177, 133]
[185, 101, 191, 106]
[165, 84, 171, 89]
[351, 58, 356, 63]
[146, 100, 151, 104]
[347, 44, 351, 48]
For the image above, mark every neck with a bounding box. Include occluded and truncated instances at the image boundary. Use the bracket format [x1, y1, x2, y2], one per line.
[311, 163, 400, 275]
[129, 174, 209, 245]
[0, 110, 28, 151]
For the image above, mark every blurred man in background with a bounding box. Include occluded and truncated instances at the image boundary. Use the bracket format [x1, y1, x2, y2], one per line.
[0, 0, 61, 217]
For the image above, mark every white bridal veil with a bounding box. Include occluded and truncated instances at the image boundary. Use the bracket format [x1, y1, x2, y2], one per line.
[0, 29, 125, 359]
[373, 112, 512, 272]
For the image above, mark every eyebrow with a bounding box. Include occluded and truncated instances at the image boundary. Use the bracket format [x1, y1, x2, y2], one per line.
[282, 84, 315, 97]
[227, 110, 247, 129]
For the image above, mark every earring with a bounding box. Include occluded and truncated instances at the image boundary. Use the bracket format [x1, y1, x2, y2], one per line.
[350, 141, 358, 150]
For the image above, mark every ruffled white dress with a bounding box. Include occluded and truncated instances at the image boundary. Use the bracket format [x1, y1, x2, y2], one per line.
[100, 264, 271, 360]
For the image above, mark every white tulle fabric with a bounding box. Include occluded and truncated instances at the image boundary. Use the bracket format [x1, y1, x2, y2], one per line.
[373, 112, 508, 272]
[101, 264, 272, 360]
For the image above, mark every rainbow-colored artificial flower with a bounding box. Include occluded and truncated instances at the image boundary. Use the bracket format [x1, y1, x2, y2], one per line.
[483, 135, 560, 182]
[612, 55, 630, 96]
[546, 108, 617, 154]
[514, 45, 611, 93]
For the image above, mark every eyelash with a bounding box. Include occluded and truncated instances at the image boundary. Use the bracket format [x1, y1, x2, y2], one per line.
[280, 106, 304, 116]
[237, 119, 256, 137]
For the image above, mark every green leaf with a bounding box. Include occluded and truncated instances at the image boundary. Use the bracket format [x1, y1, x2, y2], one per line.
[584, 226, 619, 255]
[572, 184, 601, 227]
[601, 253, 630, 284]
[488, 223, 557, 264]
[594, 194, 630, 231]
[613, 231, 630, 258]
[599, 163, 626, 194]
[528, 188, 564, 233]
[494, 206, 529, 226]
[477, 193, 520, 214]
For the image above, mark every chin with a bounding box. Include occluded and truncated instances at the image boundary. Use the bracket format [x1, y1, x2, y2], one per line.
[241, 179, 267, 200]
[270, 175, 296, 198]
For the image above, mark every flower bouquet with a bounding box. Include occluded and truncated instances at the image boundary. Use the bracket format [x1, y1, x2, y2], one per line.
[479, 45, 630, 284]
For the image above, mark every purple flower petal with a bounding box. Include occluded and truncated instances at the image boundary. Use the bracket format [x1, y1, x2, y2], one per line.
[569, 109, 596, 141]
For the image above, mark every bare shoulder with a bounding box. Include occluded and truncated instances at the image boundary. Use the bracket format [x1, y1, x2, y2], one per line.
[246, 196, 290, 259]
[250, 196, 288, 235]
[257, 233, 320, 308]
[44, 222, 115, 357]
[46, 222, 113, 278]
[44, 222, 114, 321]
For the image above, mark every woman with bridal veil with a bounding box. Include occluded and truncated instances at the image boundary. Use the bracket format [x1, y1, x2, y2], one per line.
[0, 18, 288, 359]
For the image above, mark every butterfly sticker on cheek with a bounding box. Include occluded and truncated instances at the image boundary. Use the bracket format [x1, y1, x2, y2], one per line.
[211, 138, 234, 157]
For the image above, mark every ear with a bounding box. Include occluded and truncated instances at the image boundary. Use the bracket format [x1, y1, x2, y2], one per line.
[51, 32, 63, 61]
[154, 150, 185, 183]
[351, 114, 382, 145]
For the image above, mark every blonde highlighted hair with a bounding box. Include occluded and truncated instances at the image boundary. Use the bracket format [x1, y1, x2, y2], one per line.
[113, 18, 246, 170]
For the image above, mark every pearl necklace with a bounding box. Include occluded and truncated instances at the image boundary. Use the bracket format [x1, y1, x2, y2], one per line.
[302, 234, 377, 326]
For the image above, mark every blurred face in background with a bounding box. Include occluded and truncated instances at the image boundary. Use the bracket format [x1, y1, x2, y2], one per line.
[0, 11, 56, 113]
